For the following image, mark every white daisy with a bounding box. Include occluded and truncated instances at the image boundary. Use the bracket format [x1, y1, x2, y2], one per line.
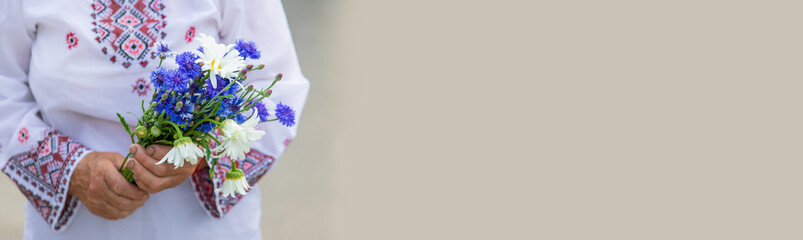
[156, 137, 204, 169]
[217, 117, 265, 161]
[219, 168, 250, 197]
[192, 33, 246, 88]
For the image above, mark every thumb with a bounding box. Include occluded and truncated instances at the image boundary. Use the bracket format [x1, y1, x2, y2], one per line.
[109, 152, 127, 169]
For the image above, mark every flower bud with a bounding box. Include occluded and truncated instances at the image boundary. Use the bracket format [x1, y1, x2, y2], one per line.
[255, 64, 265, 70]
[198, 62, 204, 67]
[135, 126, 148, 138]
[247, 85, 254, 91]
[246, 64, 254, 70]
[175, 101, 184, 109]
[263, 89, 272, 97]
[150, 126, 161, 137]
[275, 73, 283, 81]
[240, 69, 248, 76]
[161, 93, 168, 101]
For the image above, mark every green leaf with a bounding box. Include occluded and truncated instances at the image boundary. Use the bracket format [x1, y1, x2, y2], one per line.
[117, 113, 135, 143]
[121, 166, 135, 183]
[117, 113, 131, 135]
[209, 102, 222, 117]
[209, 158, 219, 179]
[203, 144, 212, 171]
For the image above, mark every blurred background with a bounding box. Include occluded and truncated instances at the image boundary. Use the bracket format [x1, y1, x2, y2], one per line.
[4, 0, 803, 239]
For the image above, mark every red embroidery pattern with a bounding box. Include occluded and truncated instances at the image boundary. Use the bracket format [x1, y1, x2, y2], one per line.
[91, 0, 166, 68]
[131, 78, 152, 96]
[18, 127, 28, 143]
[2, 130, 89, 230]
[190, 149, 275, 218]
[66, 32, 78, 50]
[185, 26, 195, 43]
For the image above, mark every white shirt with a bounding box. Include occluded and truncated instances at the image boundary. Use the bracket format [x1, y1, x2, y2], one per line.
[0, 0, 310, 239]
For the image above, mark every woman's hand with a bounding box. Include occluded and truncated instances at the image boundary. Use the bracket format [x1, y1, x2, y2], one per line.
[69, 152, 149, 220]
[126, 144, 204, 194]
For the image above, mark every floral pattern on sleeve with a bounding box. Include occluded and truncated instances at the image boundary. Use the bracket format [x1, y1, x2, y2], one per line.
[2, 129, 91, 231]
[190, 149, 274, 218]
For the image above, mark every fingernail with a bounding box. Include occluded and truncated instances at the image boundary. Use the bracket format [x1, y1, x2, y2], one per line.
[127, 159, 135, 169]
[146, 146, 156, 156]
[129, 144, 137, 155]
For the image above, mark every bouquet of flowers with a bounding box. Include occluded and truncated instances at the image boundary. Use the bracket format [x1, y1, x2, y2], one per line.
[116, 33, 295, 197]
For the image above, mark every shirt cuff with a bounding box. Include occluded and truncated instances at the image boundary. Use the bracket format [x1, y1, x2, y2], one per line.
[1, 129, 92, 231]
[190, 149, 275, 218]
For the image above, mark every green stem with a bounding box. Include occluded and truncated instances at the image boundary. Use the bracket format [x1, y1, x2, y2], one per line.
[190, 118, 223, 130]
[119, 153, 133, 172]
[265, 78, 280, 90]
[162, 121, 185, 138]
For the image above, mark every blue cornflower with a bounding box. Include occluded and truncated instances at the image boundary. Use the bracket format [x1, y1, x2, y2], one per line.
[167, 97, 195, 126]
[175, 51, 202, 80]
[275, 102, 296, 127]
[151, 92, 170, 113]
[253, 101, 269, 122]
[156, 42, 171, 57]
[205, 76, 229, 99]
[164, 69, 189, 92]
[204, 76, 241, 100]
[235, 114, 248, 124]
[234, 39, 260, 60]
[196, 122, 215, 132]
[150, 67, 169, 90]
[217, 97, 242, 119]
[188, 82, 200, 95]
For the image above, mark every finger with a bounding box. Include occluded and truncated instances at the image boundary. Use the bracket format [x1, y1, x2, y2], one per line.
[81, 188, 125, 220]
[146, 144, 172, 163]
[129, 158, 190, 192]
[127, 158, 164, 194]
[85, 202, 123, 220]
[96, 178, 140, 212]
[130, 144, 171, 177]
[101, 186, 147, 213]
[149, 144, 195, 176]
[104, 162, 149, 200]
[162, 175, 189, 189]
[108, 152, 125, 169]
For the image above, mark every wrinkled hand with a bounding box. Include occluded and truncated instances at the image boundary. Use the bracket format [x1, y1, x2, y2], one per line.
[126, 144, 203, 194]
[69, 152, 149, 220]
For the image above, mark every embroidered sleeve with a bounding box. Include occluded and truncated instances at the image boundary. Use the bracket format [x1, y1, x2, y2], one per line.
[190, 149, 275, 218]
[1, 129, 92, 231]
[0, 0, 93, 231]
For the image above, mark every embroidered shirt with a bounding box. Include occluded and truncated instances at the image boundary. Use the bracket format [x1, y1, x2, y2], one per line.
[0, 0, 310, 239]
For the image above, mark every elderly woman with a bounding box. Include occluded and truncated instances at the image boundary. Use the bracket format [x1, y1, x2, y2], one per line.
[0, 0, 309, 239]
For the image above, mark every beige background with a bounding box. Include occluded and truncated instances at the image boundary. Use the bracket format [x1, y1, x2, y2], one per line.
[3, 0, 803, 239]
